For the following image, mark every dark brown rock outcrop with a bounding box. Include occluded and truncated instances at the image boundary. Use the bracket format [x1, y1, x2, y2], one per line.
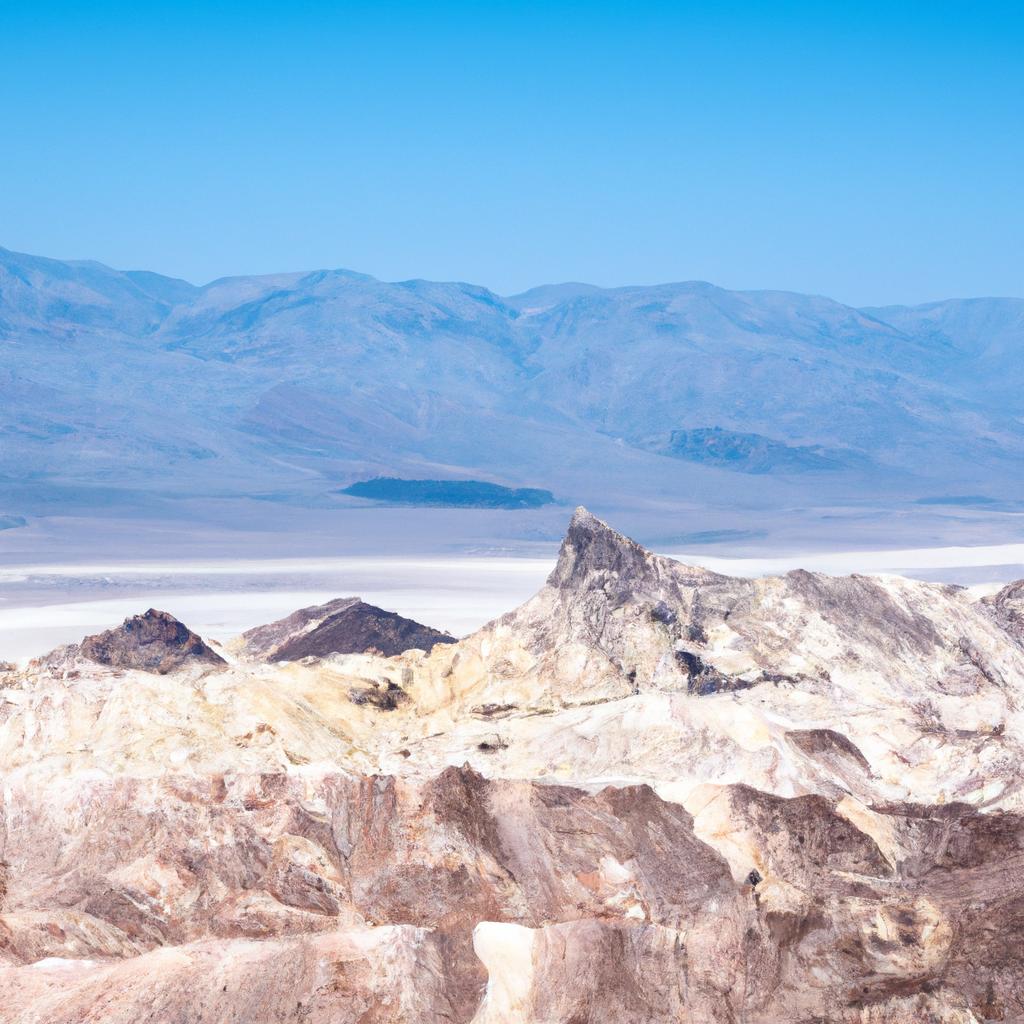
[45, 608, 226, 674]
[787, 727, 872, 773]
[239, 597, 456, 661]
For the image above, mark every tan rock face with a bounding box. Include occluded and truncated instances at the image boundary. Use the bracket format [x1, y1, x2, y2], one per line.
[2, 508, 1024, 1021]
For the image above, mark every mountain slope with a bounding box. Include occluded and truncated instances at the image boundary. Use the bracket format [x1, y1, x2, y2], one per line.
[865, 296, 1024, 410]
[1, 246, 1022, 541]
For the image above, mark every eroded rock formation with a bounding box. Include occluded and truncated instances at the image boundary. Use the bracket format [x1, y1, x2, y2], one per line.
[2, 509, 1024, 1021]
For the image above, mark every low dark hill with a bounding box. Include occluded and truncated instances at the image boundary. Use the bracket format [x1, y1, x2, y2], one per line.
[239, 597, 457, 661]
[77, 609, 225, 674]
[340, 477, 556, 509]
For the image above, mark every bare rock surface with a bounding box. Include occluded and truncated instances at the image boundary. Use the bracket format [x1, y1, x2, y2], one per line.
[37, 608, 226, 675]
[3, 508, 1024, 1021]
[984, 578, 1024, 648]
[2, 764, 1023, 1021]
[397, 508, 1024, 808]
[237, 596, 456, 661]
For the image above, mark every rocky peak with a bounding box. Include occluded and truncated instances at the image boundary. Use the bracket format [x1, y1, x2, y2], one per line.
[72, 608, 225, 674]
[454, 508, 1024, 737]
[547, 506, 655, 590]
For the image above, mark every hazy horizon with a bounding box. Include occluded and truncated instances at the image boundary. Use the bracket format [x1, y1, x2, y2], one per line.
[6, 243, 1024, 305]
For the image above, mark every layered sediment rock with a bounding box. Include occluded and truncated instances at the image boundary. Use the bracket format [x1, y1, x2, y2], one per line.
[2, 765, 1023, 1021]
[2, 509, 1024, 1021]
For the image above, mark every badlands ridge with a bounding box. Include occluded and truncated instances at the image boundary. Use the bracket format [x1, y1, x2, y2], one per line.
[2, 509, 1024, 1021]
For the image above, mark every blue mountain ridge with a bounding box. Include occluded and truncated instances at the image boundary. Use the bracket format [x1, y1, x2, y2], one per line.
[1, 245, 1022, 530]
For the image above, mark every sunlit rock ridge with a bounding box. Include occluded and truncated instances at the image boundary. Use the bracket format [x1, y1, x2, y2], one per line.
[2, 509, 1024, 1021]
[2, 245, 1024, 545]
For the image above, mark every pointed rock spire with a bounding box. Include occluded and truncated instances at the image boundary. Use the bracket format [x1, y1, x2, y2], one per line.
[547, 507, 654, 590]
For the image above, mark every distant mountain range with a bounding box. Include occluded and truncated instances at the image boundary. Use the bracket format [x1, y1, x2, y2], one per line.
[1, 245, 1022, 539]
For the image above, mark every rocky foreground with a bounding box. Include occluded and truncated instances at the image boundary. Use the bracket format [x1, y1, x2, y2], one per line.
[3, 509, 1024, 1022]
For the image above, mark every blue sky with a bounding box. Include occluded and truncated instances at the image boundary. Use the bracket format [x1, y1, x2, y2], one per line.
[1, 1, 1021, 303]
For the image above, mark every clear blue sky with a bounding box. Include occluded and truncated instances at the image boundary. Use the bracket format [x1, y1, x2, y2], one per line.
[1, 1, 1021, 304]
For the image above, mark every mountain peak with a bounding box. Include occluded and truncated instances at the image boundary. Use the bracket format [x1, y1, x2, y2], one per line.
[76, 608, 226, 674]
[548, 507, 653, 589]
